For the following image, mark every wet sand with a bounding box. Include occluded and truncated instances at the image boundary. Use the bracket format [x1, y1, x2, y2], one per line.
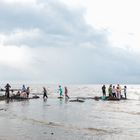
[0, 97, 140, 140]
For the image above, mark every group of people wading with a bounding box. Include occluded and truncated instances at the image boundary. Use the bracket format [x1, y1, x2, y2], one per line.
[3, 83, 70, 99]
[3, 83, 127, 100]
[102, 84, 127, 99]
[43, 85, 70, 99]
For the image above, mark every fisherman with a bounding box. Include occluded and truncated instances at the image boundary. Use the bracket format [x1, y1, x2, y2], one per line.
[58, 85, 63, 97]
[43, 87, 48, 98]
[64, 86, 70, 99]
[5, 83, 11, 98]
[102, 85, 106, 97]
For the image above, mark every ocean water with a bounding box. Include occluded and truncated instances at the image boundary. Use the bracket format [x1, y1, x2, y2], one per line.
[0, 84, 140, 140]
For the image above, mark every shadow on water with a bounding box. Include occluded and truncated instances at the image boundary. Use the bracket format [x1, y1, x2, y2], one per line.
[58, 96, 70, 104]
[5, 99, 10, 104]
[43, 98, 47, 102]
[65, 97, 69, 103]
[59, 98, 63, 105]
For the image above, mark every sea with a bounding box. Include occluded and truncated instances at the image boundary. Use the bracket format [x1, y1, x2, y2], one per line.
[0, 84, 140, 140]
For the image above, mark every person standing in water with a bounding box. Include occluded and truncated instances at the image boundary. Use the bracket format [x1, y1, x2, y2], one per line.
[112, 86, 116, 97]
[22, 85, 26, 92]
[102, 85, 106, 97]
[124, 86, 127, 99]
[108, 84, 112, 97]
[64, 86, 70, 99]
[116, 84, 121, 99]
[5, 83, 11, 98]
[58, 85, 63, 97]
[26, 87, 30, 98]
[43, 87, 48, 98]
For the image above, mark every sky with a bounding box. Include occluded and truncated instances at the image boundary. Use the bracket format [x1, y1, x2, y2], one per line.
[0, 0, 140, 84]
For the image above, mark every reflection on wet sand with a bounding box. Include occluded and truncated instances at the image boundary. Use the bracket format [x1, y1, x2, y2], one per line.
[0, 85, 140, 140]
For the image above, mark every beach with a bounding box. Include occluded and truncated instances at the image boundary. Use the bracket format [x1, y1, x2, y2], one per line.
[0, 84, 140, 140]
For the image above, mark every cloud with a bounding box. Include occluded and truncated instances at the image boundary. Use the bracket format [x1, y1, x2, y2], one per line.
[0, 0, 140, 84]
[0, 0, 108, 48]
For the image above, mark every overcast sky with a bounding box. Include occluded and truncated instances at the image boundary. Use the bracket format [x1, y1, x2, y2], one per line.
[0, 0, 140, 84]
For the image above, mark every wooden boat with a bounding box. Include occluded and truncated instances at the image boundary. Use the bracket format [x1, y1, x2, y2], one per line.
[69, 98, 85, 103]
[75, 96, 127, 101]
[107, 96, 120, 101]
[0, 95, 7, 101]
[0, 88, 21, 92]
[0, 95, 40, 101]
[102, 96, 127, 101]
[10, 95, 40, 100]
[57, 96, 63, 99]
